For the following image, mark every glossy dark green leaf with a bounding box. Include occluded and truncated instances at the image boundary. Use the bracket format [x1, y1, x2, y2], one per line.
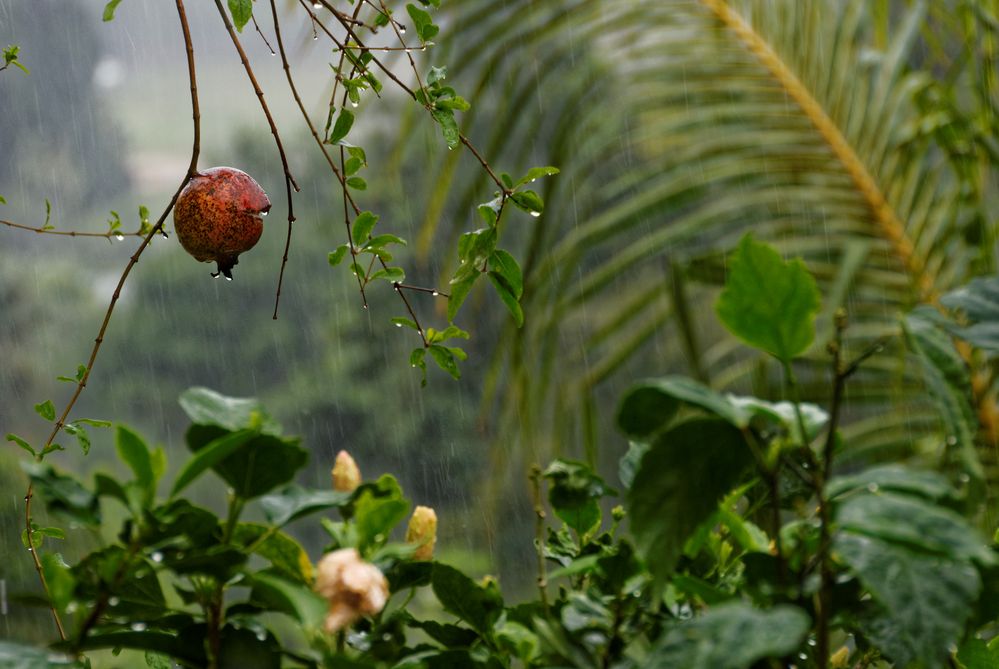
[179, 387, 280, 434]
[431, 563, 503, 635]
[428, 345, 461, 380]
[616, 386, 681, 439]
[627, 418, 753, 582]
[259, 484, 352, 527]
[543, 460, 614, 536]
[171, 429, 255, 497]
[488, 249, 523, 298]
[715, 235, 820, 362]
[837, 491, 994, 564]
[234, 523, 313, 583]
[646, 603, 810, 669]
[509, 191, 544, 216]
[487, 273, 524, 327]
[836, 532, 980, 668]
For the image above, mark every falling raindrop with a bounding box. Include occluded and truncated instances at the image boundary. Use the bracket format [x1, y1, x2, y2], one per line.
[312, 2, 322, 8]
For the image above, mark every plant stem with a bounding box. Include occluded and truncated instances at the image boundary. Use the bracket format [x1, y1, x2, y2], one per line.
[528, 465, 550, 615]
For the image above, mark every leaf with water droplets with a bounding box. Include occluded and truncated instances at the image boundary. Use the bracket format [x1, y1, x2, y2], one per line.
[510, 191, 544, 216]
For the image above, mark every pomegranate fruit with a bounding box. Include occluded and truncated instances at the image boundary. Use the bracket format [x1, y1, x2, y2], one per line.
[173, 167, 271, 279]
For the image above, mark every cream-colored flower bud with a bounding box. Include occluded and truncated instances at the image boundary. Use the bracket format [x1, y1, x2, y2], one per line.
[314, 548, 388, 633]
[405, 506, 437, 561]
[331, 450, 361, 492]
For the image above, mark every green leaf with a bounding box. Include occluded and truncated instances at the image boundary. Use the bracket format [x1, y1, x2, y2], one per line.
[406, 3, 439, 41]
[354, 475, 411, 550]
[40, 552, 74, 614]
[827, 465, 956, 502]
[514, 166, 560, 188]
[259, 484, 352, 526]
[509, 190, 544, 216]
[428, 345, 461, 380]
[836, 532, 980, 668]
[352, 211, 378, 242]
[7, 433, 35, 457]
[171, 429, 255, 497]
[487, 273, 524, 327]
[179, 387, 281, 434]
[447, 276, 477, 323]
[940, 275, 999, 355]
[227, 0, 253, 32]
[327, 108, 354, 144]
[431, 108, 460, 149]
[715, 234, 821, 362]
[364, 234, 407, 249]
[347, 176, 367, 190]
[431, 563, 503, 635]
[957, 638, 999, 669]
[234, 523, 314, 582]
[646, 603, 810, 669]
[21, 462, 100, 525]
[489, 249, 523, 298]
[627, 418, 753, 582]
[393, 317, 420, 331]
[370, 266, 405, 283]
[903, 308, 983, 485]
[249, 572, 326, 628]
[145, 652, 173, 669]
[836, 490, 995, 565]
[116, 425, 155, 495]
[34, 400, 56, 422]
[543, 460, 614, 536]
[102, 0, 123, 21]
[617, 376, 744, 435]
[328, 244, 350, 266]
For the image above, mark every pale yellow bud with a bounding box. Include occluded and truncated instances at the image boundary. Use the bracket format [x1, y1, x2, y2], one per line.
[829, 646, 850, 669]
[314, 548, 388, 633]
[331, 450, 361, 492]
[405, 506, 437, 561]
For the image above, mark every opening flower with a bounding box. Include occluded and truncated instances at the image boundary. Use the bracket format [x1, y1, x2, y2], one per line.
[314, 548, 388, 633]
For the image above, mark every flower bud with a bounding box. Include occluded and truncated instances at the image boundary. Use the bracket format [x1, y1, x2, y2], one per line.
[405, 506, 437, 561]
[829, 646, 850, 669]
[331, 450, 361, 492]
[314, 548, 388, 633]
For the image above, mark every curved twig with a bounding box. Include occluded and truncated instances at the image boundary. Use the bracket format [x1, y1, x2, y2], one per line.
[0, 219, 144, 239]
[23, 0, 202, 640]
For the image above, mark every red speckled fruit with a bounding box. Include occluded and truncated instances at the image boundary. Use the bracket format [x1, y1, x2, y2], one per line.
[173, 167, 271, 279]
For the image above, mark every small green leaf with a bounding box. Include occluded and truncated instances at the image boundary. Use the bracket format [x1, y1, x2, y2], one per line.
[40, 552, 75, 614]
[429, 345, 461, 379]
[62, 423, 91, 455]
[102, 0, 123, 21]
[487, 273, 524, 327]
[515, 166, 560, 187]
[364, 233, 406, 249]
[447, 275, 478, 323]
[410, 347, 428, 386]
[437, 325, 469, 341]
[7, 433, 35, 457]
[489, 249, 523, 298]
[431, 108, 460, 148]
[347, 176, 367, 190]
[352, 211, 378, 242]
[328, 244, 350, 266]
[116, 425, 155, 495]
[35, 400, 56, 422]
[370, 267, 405, 283]
[259, 484, 352, 527]
[406, 3, 439, 41]
[427, 66, 447, 85]
[354, 475, 410, 550]
[392, 317, 420, 331]
[715, 235, 821, 362]
[510, 191, 544, 216]
[327, 109, 355, 144]
[227, 0, 253, 32]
